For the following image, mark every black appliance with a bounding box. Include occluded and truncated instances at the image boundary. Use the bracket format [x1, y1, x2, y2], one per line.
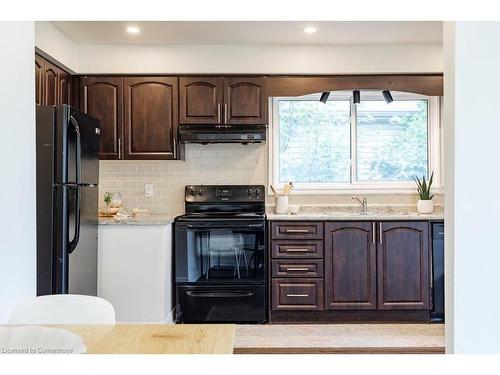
[36, 105, 100, 296]
[431, 222, 445, 322]
[179, 125, 267, 144]
[174, 185, 266, 323]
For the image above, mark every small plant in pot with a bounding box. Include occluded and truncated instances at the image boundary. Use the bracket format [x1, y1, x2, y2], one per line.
[413, 172, 435, 214]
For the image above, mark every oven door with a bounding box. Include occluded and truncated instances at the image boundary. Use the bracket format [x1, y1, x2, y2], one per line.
[175, 220, 266, 284]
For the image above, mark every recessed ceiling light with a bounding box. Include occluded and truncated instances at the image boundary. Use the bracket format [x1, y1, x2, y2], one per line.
[126, 26, 140, 34]
[303, 26, 317, 34]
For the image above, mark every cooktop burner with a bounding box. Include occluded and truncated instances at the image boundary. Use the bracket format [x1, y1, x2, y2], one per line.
[177, 185, 266, 222]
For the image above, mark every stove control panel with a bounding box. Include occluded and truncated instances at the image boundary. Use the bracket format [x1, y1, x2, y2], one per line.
[185, 185, 265, 203]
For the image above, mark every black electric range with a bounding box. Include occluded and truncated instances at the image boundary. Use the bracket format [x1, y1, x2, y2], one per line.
[174, 185, 267, 323]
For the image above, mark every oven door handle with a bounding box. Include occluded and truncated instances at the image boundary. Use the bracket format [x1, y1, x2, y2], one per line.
[186, 290, 255, 298]
[183, 223, 264, 230]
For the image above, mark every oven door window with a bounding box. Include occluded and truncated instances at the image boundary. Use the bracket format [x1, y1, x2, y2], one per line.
[176, 223, 265, 283]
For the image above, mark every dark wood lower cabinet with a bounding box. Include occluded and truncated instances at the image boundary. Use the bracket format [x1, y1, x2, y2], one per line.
[324, 222, 377, 310]
[269, 220, 435, 322]
[377, 222, 430, 310]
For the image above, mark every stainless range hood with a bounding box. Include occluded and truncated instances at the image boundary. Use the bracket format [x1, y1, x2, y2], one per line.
[179, 125, 267, 144]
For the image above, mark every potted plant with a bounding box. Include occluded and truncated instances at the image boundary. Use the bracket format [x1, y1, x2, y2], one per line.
[103, 192, 112, 215]
[413, 172, 435, 214]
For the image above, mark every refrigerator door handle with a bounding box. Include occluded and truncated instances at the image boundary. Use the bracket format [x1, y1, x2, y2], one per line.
[69, 115, 82, 185]
[68, 186, 81, 254]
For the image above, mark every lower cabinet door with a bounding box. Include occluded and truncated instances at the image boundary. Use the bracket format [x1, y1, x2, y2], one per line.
[272, 278, 324, 311]
[377, 221, 430, 310]
[324, 222, 377, 310]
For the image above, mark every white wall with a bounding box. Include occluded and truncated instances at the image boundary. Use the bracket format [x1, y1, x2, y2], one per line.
[443, 22, 455, 354]
[0, 22, 36, 322]
[35, 21, 79, 72]
[77, 43, 442, 74]
[446, 21, 500, 353]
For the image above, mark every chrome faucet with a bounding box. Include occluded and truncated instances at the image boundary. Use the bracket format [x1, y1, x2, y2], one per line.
[352, 196, 368, 213]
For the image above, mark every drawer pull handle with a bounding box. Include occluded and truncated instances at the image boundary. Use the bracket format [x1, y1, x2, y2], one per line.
[284, 229, 310, 233]
[286, 267, 310, 271]
[286, 294, 309, 297]
[285, 248, 310, 252]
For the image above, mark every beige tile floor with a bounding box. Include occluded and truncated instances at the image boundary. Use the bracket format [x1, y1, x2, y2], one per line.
[234, 324, 445, 354]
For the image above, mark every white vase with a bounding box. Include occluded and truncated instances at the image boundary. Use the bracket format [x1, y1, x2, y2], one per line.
[417, 199, 434, 214]
[275, 196, 289, 214]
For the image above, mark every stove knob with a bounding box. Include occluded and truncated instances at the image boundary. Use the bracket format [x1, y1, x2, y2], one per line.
[196, 188, 204, 196]
[187, 187, 196, 196]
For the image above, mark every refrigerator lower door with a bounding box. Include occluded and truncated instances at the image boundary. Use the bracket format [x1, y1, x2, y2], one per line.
[53, 185, 98, 295]
[68, 185, 98, 296]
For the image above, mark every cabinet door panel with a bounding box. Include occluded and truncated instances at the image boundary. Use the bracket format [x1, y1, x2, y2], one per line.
[179, 77, 222, 124]
[124, 77, 178, 160]
[58, 70, 71, 105]
[35, 55, 45, 105]
[44, 61, 59, 106]
[377, 222, 430, 310]
[324, 222, 377, 310]
[224, 77, 267, 125]
[81, 77, 123, 160]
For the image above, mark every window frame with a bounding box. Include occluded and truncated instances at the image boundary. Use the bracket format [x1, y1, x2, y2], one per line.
[269, 91, 442, 195]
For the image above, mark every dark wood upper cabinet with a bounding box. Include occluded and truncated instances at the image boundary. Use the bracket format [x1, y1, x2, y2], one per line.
[80, 76, 123, 160]
[35, 55, 45, 106]
[179, 76, 268, 125]
[179, 77, 222, 124]
[377, 222, 430, 310]
[324, 222, 377, 310]
[223, 77, 267, 125]
[124, 77, 179, 160]
[58, 70, 71, 106]
[44, 61, 59, 106]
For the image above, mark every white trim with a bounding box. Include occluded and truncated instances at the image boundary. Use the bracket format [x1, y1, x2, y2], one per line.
[269, 92, 442, 194]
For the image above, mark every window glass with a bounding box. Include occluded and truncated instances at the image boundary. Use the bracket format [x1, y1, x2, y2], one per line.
[278, 100, 351, 183]
[356, 100, 428, 181]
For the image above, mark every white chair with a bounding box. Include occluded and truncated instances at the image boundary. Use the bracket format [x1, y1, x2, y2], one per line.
[8, 294, 115, 325]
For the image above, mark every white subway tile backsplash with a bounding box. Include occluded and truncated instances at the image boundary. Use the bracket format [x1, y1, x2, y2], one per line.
[98, 144, 267, 215]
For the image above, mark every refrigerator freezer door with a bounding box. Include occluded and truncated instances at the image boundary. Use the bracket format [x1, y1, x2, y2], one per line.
[55, 105, 100, 185]
[71, 107, 100, 185]
[68, 185, 98, 296]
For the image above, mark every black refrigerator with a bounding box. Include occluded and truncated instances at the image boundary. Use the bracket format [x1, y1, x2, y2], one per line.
[36, 105, 100, 296]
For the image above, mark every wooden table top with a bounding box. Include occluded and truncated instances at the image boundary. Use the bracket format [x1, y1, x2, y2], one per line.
[55, 324, 236, 354]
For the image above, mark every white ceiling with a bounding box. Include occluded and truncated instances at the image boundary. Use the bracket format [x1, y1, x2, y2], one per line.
[51, 21, 443, 45]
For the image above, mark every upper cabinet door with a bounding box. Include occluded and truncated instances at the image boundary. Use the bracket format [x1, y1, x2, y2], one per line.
[44, 61, 59, 106]
[35, 55, 45, 105]
[223, 77, 268, 125]
[377, 221, 430, 310]
[179, 77, 223, 124]
[58, 70, 71, 106]
[81, 76, 123, 160]
[123, 77, 179, 160]
[324, 222, 377, 310]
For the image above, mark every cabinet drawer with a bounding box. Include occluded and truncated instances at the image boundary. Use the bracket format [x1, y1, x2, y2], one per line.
[271, 222, 323, 240]
[271, 278, 324, 311]
[271, 240, 324, 259]
[272, 259, 324, 278]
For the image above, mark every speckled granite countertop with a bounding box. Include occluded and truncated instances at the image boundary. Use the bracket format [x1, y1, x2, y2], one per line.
[98, 214, 176, 226]
[266, 212, 444, 221]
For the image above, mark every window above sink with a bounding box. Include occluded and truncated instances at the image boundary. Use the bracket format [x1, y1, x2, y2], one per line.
[269, 91, 442, 194]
